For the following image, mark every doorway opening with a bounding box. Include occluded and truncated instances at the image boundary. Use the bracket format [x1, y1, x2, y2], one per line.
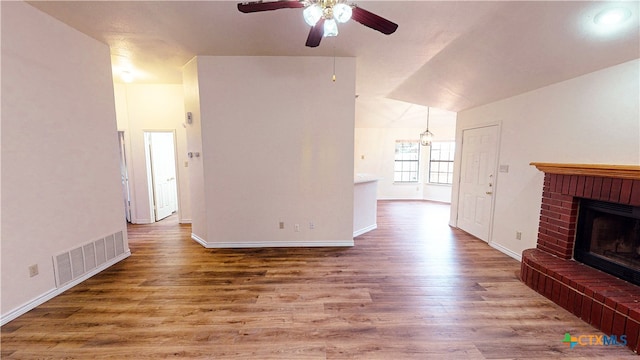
[144, 131, 179, 222]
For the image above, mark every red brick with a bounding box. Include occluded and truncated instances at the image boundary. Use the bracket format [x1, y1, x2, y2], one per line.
[625, 319, 640, 353]
[559, 284, 570, 310]
[556, 227, 575, 238]
[631, 180, 640, 206]
[550, 174, 558, 192]
[620, 179, 633, 204]
[540, 208, 560, 219]
[545, 276, 554, 298]
[536, 271, 545, 294]
[616, 301, 632, 316]
[562, 175, 571, 194]
[592, 177, 603, 200]
[573, 293, 583, 317]
[585, 177, 595, 198]
[566, 288, 576, 313]
[612, 312, 627, 337]
[601, 306, 615, 334]
[567, 175, 578, 196]
[576, 176, 586, 197]
[600, 177, 612, 201]
[590, 301, 604, 328]
[610, 178, 622, 203]
[581, 297, 593, 323]
[558, 193, 575, 202]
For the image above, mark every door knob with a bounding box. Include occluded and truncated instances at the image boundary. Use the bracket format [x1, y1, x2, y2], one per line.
[486, 191, 493, 195]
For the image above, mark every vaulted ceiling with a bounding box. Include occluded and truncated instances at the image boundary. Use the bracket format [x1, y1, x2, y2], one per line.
[27, 1, 640, 128]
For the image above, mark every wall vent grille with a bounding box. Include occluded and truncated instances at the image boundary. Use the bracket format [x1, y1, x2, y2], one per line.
[53, 231, 126, 287]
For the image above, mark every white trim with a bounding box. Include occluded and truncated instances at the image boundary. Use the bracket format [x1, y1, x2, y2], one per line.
[490, 242, 522, 262]
[179, 218, 192, 224]
[0, 251, 131, 326]
[353, 224, 377, 237]
[191, 234, 353, 248]
[377, 196, 423, 200]
[132, 218, 153, 224]
[191, 233, 207, 247]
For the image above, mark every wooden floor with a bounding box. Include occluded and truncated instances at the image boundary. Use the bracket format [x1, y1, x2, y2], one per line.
[2, 201, 636, 359]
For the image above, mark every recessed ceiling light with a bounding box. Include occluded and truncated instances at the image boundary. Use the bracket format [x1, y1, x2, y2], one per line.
[594, 7, 632, 26]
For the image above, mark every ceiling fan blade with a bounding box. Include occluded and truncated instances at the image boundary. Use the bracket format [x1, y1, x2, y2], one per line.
[237, 1, 304, 13]
[305, 19, 325, 48]
[351, 6, 398, 35]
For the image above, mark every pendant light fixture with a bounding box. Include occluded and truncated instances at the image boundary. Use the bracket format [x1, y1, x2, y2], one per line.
[420, 107, 434, 146]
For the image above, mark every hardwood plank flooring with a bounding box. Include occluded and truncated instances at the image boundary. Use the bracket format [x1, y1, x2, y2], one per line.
[2, 201, 636, 359]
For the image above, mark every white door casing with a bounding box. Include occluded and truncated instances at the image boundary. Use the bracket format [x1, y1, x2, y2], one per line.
[457, 125, 499, 242]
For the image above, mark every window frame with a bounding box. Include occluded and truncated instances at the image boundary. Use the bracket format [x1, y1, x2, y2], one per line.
[393, 140, 421, 183]
[428, 141, 455, 185]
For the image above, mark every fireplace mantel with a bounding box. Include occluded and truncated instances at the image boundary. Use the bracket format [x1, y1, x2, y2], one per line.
[530, 162, 640, 180]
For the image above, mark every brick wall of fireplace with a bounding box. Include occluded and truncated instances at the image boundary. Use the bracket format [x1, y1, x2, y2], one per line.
[521, 164, 640, 353]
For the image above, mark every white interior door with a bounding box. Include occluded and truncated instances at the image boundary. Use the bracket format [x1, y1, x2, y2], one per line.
[117, 131, 131, 222]
[457, 125, 499, 241]
[147, 132, 178, 222]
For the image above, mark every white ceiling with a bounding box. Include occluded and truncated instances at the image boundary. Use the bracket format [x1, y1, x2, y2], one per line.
[27, 1, 640, 128]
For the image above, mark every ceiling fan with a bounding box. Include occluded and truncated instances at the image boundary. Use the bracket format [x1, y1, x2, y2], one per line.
[237, 0, 398, 47]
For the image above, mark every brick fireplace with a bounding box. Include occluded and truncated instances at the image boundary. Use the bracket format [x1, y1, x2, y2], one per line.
[521, 163, 640, 353]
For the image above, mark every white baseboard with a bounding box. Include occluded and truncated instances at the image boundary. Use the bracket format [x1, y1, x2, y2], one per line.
[191, 233, 353, 248]
[132, 218, 153, 224]
[353, 224, 377, 237]
[191, 233, 207, 247]
[0, 251, 131, 326]
[490, 242, 522, 262]
[179, 218, 192, 224]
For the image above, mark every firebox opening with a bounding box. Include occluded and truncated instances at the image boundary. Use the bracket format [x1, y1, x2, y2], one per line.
[575, 199, 640, 286]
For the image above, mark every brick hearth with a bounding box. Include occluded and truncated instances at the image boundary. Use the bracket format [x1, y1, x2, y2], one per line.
[522, 163, 640, 353]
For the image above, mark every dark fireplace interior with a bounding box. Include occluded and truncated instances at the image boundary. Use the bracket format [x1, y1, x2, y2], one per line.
[575, 199, 640, 286]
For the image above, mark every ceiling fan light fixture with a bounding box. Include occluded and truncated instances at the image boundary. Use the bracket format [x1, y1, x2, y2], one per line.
[303, 4, 323, 26]
[324, 18, 339, 37]
[333, 3, 352, 23]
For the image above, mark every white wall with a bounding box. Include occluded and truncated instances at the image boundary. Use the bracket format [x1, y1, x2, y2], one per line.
[182, 58, 207, 240]
[451, 59, 640, 260]
[113, 84, 190, 224]
[354, 118, 456, 202]
[1, 2, 127, 317]
[187, 56, 356, 247]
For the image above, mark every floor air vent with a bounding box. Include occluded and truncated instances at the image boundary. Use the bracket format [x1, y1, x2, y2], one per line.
[53, 231, 126, 287]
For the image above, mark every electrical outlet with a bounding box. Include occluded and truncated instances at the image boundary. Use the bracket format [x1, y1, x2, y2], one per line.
[294, 224, 300, 232]
[516, 231, 522, 240]
[29, 264, 39, 277]
[309, 222, 315, 230]
[279, 221, 284, 229]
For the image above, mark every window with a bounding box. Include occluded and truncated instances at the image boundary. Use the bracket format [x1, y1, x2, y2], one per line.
[429, 141, 455, 184]
[394, 141, 420, 182]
